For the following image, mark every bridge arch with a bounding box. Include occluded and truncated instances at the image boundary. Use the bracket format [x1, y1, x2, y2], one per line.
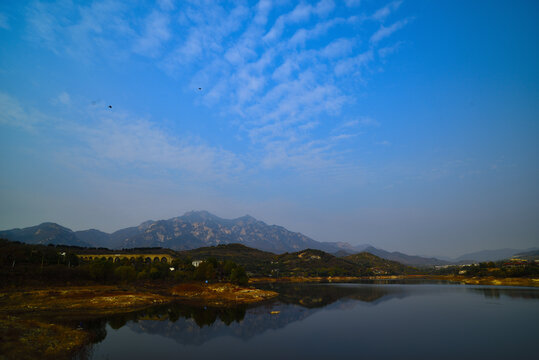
[77, 253, 174, 264]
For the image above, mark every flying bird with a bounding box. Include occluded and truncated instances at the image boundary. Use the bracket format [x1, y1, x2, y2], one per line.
[108, 105, 112, 109]
[198, 88, 202, 90]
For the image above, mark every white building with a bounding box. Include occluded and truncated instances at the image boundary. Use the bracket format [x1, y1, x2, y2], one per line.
[192, 260, 203, 267]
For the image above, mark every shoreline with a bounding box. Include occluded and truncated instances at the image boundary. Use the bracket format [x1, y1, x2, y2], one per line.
[249, 275, 539, 287]
[0, 282, 276, 359]
[1, 276, 536, 358]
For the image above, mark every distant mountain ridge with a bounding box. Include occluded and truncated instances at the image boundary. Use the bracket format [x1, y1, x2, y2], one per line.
[359, 246, 449, 266]
[0, 222, 90, 247]
[0, 211, 351, 254]
[4, 210, 525, 266]
[452, 247, 539, 263]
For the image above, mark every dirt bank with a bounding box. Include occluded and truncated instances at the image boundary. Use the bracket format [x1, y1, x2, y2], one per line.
[172, 283, 278, 306]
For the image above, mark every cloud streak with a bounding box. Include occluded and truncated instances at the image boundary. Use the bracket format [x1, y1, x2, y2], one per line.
[1, 93, 243, 182]
[370, 18, 411, 44]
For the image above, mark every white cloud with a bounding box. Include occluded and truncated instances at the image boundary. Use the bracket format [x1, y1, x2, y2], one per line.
[133, 11, 170, 57]
[21, 1, 411, 174]
[288, 17, 346, 47]
[340, 120, 359, 128]
[157, 0, 175, 11]
[1, 92, 243, 181]
[320, 38, 354, 58]
[56, 92, 71, 105]
[0, 92, 32, 129]
[82, 116, 242, 179]
[315, 0, 335, 17]
[254, 0, 272, 25]
[359, 117, 380, 126]
[163, 3, 248, 70]
[26, 0, 135, 58]
[263, 1, 334, 43]
[0, 92, 50, 131]
[370, 18, 410, 44]
[371, 1, 403, 22]
[344, 0, 361, 7]
[331, 133, 357, 141]
[334, 50, 373, 76]
[378, 41, 403, 58]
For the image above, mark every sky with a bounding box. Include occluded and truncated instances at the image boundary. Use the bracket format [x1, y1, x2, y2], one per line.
[0, 0, 537, 258]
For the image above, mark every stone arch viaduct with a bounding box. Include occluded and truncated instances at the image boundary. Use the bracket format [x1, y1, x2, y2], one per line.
[77, 253, 175, 263]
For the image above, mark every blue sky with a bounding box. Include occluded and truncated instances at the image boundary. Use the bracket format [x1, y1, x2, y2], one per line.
[0, 0, 537, 257]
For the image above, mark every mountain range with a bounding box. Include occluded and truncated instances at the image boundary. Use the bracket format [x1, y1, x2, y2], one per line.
[0, 210, 534, 266]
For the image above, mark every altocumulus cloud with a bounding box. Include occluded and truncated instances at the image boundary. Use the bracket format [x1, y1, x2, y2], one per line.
[24, 0, 411, 176]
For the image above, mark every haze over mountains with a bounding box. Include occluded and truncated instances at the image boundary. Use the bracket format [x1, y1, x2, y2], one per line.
[0, 211, 534, 266]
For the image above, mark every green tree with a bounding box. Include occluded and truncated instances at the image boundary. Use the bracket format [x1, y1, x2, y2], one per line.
[230, 266, 248, 285]
[114, 265, 136, 282]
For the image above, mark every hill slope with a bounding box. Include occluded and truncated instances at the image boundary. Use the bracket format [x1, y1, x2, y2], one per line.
[362, 246, 448, 267]
[343, 252, 418, 274]
[179, 244, 417, 277]
[0, 223, 89, 247]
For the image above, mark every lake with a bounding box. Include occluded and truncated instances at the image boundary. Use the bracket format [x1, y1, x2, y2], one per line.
[79, 281, 539, 359]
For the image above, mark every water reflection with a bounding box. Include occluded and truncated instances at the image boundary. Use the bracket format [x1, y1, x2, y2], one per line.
[75, 282, 539, 356]
[470, 286, 539, 300]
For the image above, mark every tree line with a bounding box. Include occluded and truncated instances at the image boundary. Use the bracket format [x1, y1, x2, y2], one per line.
[0, 239, 247, 287]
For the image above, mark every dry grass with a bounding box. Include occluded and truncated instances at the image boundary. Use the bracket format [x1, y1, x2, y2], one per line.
[171, 283, 278, 306]
[0, 316, 89, 360]
[0, 285, 171, 316]
[434, 275, 539, 287]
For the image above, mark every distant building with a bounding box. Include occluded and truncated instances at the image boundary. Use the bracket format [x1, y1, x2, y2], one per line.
[192, 260, 203, 267]
[434, 265, 451, 270]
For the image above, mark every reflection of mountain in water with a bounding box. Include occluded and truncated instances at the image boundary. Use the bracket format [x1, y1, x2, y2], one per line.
[128, 302, 313, 346]
[77, 282, 539, 351]
[261, 283, 412, 307]
[124, 283, 415, 346]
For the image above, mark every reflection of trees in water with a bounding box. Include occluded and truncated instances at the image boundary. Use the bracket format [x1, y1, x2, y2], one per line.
[104, 303, 248, 329]
[258, 283, 410, 308]
[114, 284, 412, 346]
[126, 301, 311, 346]
[75, 282, 539, 352]
[70, 283, 414, 352]
[470, 287, 539, 300]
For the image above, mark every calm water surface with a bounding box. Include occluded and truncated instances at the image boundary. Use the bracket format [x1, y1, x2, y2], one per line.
[78, 281, 539, 359]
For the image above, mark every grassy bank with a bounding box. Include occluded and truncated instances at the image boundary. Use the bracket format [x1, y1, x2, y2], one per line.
[432, 275, 539, 287]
